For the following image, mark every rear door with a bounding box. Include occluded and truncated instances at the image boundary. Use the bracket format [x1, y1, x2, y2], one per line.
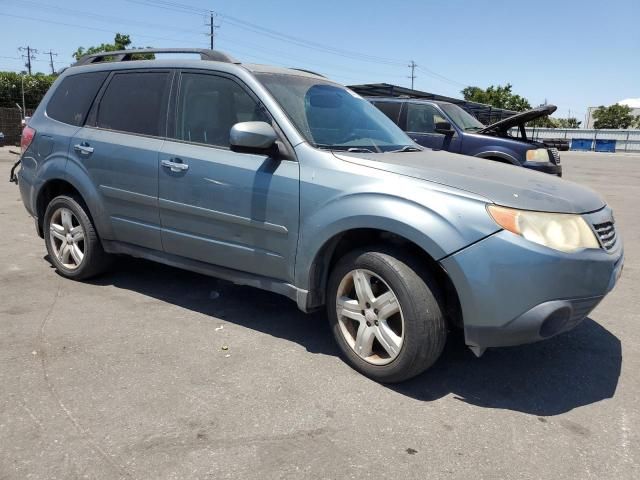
[70, 70, 172, 251]
[158, 70, 300, 282]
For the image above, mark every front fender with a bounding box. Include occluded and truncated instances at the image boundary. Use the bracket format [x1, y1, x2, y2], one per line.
[295, 191, 499, 291]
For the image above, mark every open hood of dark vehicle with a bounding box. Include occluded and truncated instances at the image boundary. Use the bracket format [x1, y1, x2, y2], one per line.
[478, 104, 557, 133]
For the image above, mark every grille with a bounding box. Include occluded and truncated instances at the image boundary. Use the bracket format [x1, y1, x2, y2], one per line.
[548, 148, 561, 164]
[593, 221, 617, 250]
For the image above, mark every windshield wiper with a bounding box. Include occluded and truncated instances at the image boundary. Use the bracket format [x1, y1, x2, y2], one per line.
[347, 147, 375, 153]
[390, 145, 423, 153]
[315, 144, 377, 153]
[465, 126, 483, 131]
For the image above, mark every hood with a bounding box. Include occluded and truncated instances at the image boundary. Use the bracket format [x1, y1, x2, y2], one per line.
[333, 149, 604, 214]
[478, 104, 557, 133]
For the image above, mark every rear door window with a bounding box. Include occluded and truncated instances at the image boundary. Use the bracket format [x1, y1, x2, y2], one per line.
[96, 72, 171, 136]
[173, 72, 269, 148]
[46, 72, 108, 126]
[372, 101, 402, 124]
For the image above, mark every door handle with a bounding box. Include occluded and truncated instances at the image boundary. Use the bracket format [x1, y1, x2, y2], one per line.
[161, 159, 189, 172]
[74, 143, 94, 155]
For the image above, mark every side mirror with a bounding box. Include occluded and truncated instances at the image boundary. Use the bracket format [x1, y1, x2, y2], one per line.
[230, 121, 278, 155]
[434, 121, 454, 136]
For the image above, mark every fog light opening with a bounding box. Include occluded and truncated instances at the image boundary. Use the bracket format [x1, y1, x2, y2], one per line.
[539, 307, 572, 338]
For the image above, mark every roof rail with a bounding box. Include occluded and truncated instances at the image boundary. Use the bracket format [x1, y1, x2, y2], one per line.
[289, 68, 326, 78]
[72, 48, 239, 67]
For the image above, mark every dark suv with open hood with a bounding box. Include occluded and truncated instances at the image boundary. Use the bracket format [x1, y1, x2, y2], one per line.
[369, 98, 562, 176]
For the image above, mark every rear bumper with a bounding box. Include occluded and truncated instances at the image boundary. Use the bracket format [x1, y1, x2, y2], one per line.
[522, 161, 562, 176]
[440, 220, 623, 350]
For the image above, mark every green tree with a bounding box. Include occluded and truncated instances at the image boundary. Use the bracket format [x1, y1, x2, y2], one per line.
[592, 104, 636, 129]
[461, 84, 531, 112]
[530, 115, 557, 128]
[73, 33, 153, 61]
[0, 71, 56, 109]
[554, 117, 582, 128]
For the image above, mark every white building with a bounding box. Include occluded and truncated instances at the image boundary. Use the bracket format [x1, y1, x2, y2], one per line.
[585, 98, 640, 129]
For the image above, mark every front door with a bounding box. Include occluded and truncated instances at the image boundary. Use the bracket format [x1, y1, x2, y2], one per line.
[403, 102, 460, 152]
[70, 70, 172, 251]
[158, 71, 300, 282]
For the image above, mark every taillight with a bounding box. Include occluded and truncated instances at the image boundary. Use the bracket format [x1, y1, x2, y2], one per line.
[20, 125, 36, 153]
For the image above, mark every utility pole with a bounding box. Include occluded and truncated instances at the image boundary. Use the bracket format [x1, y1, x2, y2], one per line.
[44, 50, 58, 74]
[408, 60, 417, 90]
[206, 11, 220, 49]
[18, 46, 37, 75]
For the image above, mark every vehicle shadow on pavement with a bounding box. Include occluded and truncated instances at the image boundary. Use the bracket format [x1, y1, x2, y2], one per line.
[87, 257, 621, 417]
[86, 257, 338, 357]
[394, 320, 622, 416]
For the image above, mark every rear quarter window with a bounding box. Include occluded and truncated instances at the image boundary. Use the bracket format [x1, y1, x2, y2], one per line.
[46, 72, 109, 126]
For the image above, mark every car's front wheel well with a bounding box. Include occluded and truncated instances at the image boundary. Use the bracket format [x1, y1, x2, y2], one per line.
[35, 180, 85, 238]
[307, 229, 463, 329]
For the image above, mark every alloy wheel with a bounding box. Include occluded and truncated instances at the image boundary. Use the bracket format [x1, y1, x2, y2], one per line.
[335, 269, 404, 365]
[49, 207, 85, 270]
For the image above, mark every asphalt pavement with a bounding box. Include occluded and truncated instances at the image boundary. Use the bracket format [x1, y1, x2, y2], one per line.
[1, 147, 638, 479]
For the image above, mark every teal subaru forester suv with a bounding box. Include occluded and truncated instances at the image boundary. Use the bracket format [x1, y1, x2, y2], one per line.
[16, 48, 623, 382]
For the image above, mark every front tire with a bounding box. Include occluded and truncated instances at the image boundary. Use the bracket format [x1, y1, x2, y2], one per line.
[44, 195, 110, 280]
[327, 247, 447, 383]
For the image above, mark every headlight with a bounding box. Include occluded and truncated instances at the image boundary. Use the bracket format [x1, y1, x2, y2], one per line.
[487, 205, 599, 253]
[526, 148, 550, 162]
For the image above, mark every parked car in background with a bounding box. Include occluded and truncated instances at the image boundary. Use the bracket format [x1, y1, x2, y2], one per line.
[16, 48, 622, 382]
[0, 132, 5, 147]
[369, 98, 562, 176]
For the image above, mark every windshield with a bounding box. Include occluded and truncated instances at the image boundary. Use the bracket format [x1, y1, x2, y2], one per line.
[255, 73, 414, 152]
[440, 103, 485, 131]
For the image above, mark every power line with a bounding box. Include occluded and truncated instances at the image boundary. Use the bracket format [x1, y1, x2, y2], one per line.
[0, 13, 198, 47]
[127, 0, 408, 66]
[215, 34, 406, 78]
[2, 0, 197, 35]
[416, 65, 467, 88]
[131, 0, 474, 88]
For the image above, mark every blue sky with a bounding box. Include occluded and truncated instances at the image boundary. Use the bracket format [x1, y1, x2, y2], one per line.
[0, 0, 637, 122]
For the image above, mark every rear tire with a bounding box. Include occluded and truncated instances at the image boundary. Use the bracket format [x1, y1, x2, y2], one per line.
[43, 195, 110, 280]
[327, 247, 447, 383]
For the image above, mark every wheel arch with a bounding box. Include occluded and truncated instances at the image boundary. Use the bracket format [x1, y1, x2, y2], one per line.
[302, 227, 463, 329]
[475, 150, 520, 165]
[34, 175, 108, 240]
